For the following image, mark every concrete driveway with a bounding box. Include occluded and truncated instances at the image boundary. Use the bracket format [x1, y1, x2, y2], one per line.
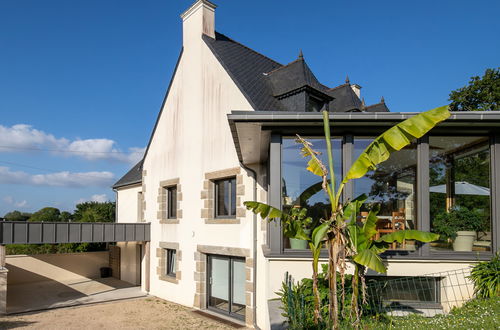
[7, 277, 146, 314]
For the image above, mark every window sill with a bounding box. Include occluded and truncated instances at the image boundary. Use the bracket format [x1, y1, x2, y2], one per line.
[160, 219, 180, 224]
[205, 218, 240, 224]
[159, 275, 179, 284]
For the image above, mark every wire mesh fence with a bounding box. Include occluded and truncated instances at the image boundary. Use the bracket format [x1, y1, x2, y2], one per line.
[365, 267, 474, 317]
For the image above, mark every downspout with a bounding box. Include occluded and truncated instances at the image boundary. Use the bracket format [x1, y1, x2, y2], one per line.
[241, 163, 259, 329]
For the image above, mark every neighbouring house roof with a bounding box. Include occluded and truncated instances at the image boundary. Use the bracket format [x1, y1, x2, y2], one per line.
[203, 32, 389, 113]
[112, 160, 143, 189]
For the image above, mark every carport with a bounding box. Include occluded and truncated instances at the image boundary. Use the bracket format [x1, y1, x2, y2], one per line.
[0, 221, 150, 314]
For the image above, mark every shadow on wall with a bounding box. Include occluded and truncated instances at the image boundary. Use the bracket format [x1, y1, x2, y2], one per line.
[6, 252, 109, 285]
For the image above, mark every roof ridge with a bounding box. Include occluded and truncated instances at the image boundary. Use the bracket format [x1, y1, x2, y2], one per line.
[265, 58, 302, 75]
[365, 101, 385, 108]
[328, 83, 350, 91]
[215, 31, 283, 67]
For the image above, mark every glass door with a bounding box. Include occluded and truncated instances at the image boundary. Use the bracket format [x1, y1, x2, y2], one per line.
[208, 255, 245, 320]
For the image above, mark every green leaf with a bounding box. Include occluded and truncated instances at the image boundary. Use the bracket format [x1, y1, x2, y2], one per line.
[362, 205, 380, 239]
[353, 249, 387, 274]
[243, 201, 286, 221]
[311, 222, 329, 248]
[342, 106, 451, 183]
[293, 180, 327, 206]
[377, 230, 440, 243]
[343, 194, 367, 223]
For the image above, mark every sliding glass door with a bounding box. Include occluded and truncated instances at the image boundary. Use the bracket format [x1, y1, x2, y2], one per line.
[208, 255, 245, 320]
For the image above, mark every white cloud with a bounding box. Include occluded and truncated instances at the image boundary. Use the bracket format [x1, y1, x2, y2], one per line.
[2, 195, 28, 208]
[75, 194, 109, 204]
[15, 200, 28, 207]
[0, 124, 144, 164]
[0, 166, 114, 188]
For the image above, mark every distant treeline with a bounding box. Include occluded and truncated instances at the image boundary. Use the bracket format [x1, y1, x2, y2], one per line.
[3, 201, 115, 255]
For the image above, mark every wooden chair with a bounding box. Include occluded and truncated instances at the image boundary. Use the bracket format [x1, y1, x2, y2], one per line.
[391, 211, 406, 249]
[375, 218, 394, 240]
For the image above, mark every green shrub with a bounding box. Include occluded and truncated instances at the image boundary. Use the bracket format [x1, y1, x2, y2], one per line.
[432, 207, 484, 240]
[469, 252, 500, 298]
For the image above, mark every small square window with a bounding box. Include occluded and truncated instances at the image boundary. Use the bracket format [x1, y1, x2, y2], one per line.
[165, 249, 176, 277]
[167, 186, 177, 219]
[214, 177, 236, 218]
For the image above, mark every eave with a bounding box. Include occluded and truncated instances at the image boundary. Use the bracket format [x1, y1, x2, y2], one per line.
[228, 110, 500, 165]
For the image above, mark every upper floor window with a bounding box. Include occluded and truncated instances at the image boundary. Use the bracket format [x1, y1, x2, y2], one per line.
[215, 177, 236, 218]
[167, 186, 177, 219]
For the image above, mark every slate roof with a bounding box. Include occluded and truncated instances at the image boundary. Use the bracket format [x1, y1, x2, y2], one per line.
[204, 32, 389, 113]
[112, 160, 143, 189]
[365, 101, 390, 113]
[203, 32, 284, 111]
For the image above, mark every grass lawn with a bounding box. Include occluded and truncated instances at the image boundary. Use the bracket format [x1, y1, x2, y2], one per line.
[362, 296, 499, 330]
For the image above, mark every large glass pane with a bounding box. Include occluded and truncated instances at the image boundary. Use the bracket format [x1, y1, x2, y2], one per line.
[353, 138, 417, 251]
[429, 136, 491, 252]
[209, 257, 229, 311]
[282, 137, 342, 249]
[231, 259, 246, 316]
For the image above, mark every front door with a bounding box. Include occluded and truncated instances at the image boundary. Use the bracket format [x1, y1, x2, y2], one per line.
[207, 255, 245, 320]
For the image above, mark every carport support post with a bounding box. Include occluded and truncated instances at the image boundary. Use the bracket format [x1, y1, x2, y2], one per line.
[0, 245, 7, 315]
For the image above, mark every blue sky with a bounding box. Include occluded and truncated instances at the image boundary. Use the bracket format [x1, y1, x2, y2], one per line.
[1, 0, 499, 216]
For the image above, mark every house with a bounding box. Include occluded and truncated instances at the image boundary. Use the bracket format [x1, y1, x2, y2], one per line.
[113, 1, 500, 328]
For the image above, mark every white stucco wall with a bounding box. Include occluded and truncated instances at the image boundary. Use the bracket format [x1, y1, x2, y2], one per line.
[116, 185, 142, 223]
[142, 1, 260, 315]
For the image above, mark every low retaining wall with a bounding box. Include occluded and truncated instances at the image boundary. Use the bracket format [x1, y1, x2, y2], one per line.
[6, 251, 109, 285]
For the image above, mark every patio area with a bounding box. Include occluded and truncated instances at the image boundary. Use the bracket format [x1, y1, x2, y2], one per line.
[0, 297, 242, 329]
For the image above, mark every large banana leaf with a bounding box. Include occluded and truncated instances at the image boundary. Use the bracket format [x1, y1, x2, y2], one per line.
[353, 249, 387, 274]
[342, 106, 450, 184]
[311, 222, 329, 248]
[377, 230, 439, 244]
[243, 201, 286, 221]
[343, 194, 367, 224]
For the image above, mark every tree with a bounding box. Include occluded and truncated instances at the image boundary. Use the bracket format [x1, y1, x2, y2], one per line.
[60, 211, 73, 222]
[29, 207, 61, 222]
[73, 201, 115, 223]
[449, 68, 500, 111]
[3, 210, 32, 221]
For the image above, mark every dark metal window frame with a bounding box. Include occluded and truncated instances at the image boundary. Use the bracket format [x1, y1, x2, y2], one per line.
[267, 130, 500, 261]
[166, 186, 177, 219]
[214, 177, 237, 219]
[206, 254, 246, 321]
[165, 248, 176, 277]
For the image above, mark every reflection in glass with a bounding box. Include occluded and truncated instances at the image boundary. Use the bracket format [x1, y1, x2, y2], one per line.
[231, 259, 246, 316]
[429, 136, 491, 252]
[282, 138, 342, 248]
[209, 257, 229, 310]
[353, 138, 417, 251]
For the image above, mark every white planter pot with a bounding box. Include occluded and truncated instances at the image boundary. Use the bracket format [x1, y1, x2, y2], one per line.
[453, 231, 476, 251]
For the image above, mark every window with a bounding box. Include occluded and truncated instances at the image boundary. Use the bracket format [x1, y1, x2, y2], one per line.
[214, 177, 236, 218]
[429, 136, 491, 253]
[282, 137, 342, 249]
[353, 138, 417, 251]
[167, 186, 177, 219]
[165, 249, 176, 277]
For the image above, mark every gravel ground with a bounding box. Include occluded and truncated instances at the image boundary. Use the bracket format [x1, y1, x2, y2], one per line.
[0, 297, 243, 330]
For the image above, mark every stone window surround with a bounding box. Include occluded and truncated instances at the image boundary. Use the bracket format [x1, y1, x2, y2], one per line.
[157, 242, 181, 284]
[201, 167, 246, 224]
[193, 245, 254, 326]
[157, 178, 182, 224]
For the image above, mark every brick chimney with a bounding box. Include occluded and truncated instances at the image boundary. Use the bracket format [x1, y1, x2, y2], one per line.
[181, 0, 216, 47]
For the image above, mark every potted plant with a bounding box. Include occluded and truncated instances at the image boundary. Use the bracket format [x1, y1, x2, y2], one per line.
[433, 207, 483, 251]
[284, 207, 313, 249]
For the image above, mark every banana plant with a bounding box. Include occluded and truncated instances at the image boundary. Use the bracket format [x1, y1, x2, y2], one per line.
[294, 105, 450, 329]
